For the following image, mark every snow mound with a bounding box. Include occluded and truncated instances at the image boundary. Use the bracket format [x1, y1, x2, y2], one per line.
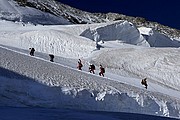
[80, 21, 150, 47]
[138, 27, 180, 47]
[0, 26, 96, 58]
[19, 30, 96, 58]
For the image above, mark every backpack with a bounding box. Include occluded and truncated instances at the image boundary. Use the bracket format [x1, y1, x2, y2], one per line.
[141, 80, 144, 85]
[91, 65, 95, 70]
[101, 68, 105, 73]
[141, 79, 147, 86]
[79, 63, 83, 67]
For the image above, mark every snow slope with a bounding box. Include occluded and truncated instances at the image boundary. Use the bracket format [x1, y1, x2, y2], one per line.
[1, 44, 180, 118]
[90, 47, 180, 91]
[0, 19, 180, 119]
[0, 0, 71, 25]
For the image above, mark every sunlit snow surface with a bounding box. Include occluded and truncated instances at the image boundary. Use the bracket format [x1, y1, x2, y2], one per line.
[0, 1, 180, 119]
[1, 20, 180, 118]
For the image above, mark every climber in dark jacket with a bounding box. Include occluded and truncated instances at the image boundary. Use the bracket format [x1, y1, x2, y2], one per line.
[29, 48, 35, 56]
[141, 78, 148, 89]
[49, 54, 54, 62]
[99, 64, 105, 77]
[77, 59, 83, 70]
[89, 64, 95, 74]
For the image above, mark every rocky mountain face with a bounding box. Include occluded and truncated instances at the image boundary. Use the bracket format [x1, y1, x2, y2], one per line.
[14, 0, 180, 39]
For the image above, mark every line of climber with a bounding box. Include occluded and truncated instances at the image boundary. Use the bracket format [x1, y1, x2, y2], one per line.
[29, 49, 105, 77]
[29, 49, 148, 89]
[77, 59, 105, 77]
[78, 59, 149, 89]
[29, 48, 54, 62]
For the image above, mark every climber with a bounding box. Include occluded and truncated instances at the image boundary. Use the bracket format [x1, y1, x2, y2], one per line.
[49, 54, 54, 62]
[29, 48, 35, 56]
[99, 64, 105, 77]
[89, 64, 95, 74]
[77, 59, 83, 70]
[141, 78, 148, 89]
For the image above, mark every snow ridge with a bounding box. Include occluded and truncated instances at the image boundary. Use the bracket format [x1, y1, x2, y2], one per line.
[0, 45, 180, 118]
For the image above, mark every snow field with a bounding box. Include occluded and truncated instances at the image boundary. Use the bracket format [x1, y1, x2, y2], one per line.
[0, 43, 180, 118]
[0, 19, 180, 118]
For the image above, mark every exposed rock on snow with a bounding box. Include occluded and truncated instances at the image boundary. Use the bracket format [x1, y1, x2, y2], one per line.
[0, 0, 71, 25]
